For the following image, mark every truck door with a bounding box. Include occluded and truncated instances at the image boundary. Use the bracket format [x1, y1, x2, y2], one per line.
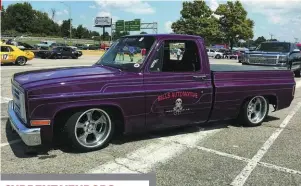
[143, 39, 213, 130]
[62, 47, 72, 58]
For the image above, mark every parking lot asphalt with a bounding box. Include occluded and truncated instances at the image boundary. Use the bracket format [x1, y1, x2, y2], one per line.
[1, 56, 301, 186]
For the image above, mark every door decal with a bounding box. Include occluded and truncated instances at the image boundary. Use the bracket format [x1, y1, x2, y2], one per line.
[151, 91, 200, 116]
[2, 54, 8, 60]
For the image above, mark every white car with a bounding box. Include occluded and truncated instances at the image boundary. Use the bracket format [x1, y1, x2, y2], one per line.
[207, 49, 223, 59]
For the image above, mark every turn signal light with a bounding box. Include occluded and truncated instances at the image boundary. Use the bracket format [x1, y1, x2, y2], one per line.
[31, 120, 50, 126]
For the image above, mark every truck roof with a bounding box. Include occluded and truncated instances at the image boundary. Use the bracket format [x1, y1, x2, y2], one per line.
[122, 34, 203, 40]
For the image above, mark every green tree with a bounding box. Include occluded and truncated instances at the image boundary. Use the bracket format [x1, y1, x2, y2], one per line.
[60, 19, 72, 37]
[100, 32, 110, 41]
[75, 25, 85, 39]
[254, 36, 266, 46]
[215, 1, 254, 49]
[171, 1, 223, 45]
[4, 2, 35, 33]
[1, 6, 8, 32]
[112, 31, 130, 40]
[91, 31, 100, 37]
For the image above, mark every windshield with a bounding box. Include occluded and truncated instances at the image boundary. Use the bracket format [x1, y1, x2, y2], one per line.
[95, 36, 155, 71]
[256, 42, 290, 53]
[297, 45, 301, 50]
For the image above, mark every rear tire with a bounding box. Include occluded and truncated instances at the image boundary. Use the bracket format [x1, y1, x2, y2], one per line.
[294, 70, 301, 77]
[215, 54, 221, 59]
[64, 108, 115, 152]
[238, 96, 269, 127]
[15, 56, 27, 66]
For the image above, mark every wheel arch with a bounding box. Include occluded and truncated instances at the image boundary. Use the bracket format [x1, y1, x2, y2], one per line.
[236, 94, 278, 118]
[53, 103, 125, 137]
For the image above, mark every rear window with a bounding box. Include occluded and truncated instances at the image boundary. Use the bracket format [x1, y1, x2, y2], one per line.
[256, 42, 290, 53]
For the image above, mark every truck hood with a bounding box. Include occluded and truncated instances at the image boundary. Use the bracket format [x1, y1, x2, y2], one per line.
[13, 65, 120, 86]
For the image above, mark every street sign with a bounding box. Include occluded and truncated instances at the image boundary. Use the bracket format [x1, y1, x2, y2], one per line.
[116, 20, 125, 32]
[131, 19, 141, 31]
[124, 19, 141, 31]
[94, 17, 112, 27]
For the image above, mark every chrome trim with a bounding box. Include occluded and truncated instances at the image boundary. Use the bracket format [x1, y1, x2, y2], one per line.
[8, 101, 41, 146]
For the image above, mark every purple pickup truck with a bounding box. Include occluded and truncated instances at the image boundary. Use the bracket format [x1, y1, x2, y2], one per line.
[8, 34, 296, 151]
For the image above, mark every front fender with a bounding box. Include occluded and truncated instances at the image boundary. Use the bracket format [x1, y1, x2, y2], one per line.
[29, 99, 126, 123]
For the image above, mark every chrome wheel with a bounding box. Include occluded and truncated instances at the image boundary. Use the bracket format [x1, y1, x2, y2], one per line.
[74, 108, 112, 148]
[247, 96, 268, 124]
[16, 57, 26, 66]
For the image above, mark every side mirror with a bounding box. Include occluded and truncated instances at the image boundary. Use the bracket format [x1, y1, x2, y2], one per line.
[292, 49, 301, 53]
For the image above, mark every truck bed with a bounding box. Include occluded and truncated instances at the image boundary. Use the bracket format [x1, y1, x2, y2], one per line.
[210, 64, 288, 71]
[208, 64, 295, 122]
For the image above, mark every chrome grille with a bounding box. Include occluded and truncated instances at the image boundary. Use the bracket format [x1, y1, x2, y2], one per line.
[249, 55, 277, 65]
[12, 82, 27, 123]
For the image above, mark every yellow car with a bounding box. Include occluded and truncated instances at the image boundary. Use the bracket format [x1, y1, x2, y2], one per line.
[0, 44, 35, 66]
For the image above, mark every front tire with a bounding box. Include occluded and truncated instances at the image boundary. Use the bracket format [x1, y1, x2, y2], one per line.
[215, 54, 221, 59]
[15, 56, 27, 66]
[238, 96, 269, 127]
[294, 70, 301, 77]
[65, 108, 115, 151]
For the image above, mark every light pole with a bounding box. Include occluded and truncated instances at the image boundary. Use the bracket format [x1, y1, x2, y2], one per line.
[60, 2, 72, 41]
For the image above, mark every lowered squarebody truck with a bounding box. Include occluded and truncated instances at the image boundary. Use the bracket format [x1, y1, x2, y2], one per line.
[8, 34, 296, 151]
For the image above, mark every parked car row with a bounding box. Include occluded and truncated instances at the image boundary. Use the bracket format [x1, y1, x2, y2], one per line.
[1, 40, 84, 63]
[206, 48, 249, 61]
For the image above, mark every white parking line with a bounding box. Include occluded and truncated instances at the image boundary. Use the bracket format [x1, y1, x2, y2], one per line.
[0, 97, 12, 104]
[0, 139, 22, 147]
[231, 102, 301, 186]
[296, 80, 301, 89]
[88, 128, 221, 173]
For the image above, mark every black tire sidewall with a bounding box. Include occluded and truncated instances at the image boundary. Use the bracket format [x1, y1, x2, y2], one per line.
[16, 56, 27, 66]
[240, 97, 269, 127]
[294, 70, 301, 77]
[64, 109, 115, 152]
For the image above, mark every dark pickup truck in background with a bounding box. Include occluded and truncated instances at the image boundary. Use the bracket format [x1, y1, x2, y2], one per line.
[8, 34, 296, 151]
[242, 41, 301, 77]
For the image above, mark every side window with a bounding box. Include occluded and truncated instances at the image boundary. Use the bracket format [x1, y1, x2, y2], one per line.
[1, 46, 12, 52]
[63, 47, 71, 51]
[150, 44, 164, 72]
[149, 40, 201, 73]
[8, 46, 14, 52]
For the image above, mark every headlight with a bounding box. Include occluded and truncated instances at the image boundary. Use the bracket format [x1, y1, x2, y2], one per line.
[12, 82, 27, 123]
[278, 55, 288, 63]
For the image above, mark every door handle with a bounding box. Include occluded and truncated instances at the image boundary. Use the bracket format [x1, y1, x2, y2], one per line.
[193, 75, 207, 81]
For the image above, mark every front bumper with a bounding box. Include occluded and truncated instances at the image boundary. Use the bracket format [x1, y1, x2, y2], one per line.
[8, 100, 41, 146]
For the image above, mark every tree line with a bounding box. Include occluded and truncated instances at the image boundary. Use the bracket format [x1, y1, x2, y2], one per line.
[1, 2, 100, 39]
[171, 0, 276, 48]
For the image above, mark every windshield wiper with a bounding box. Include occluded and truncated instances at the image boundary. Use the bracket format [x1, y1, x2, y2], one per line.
[101, 63, 124, 71]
